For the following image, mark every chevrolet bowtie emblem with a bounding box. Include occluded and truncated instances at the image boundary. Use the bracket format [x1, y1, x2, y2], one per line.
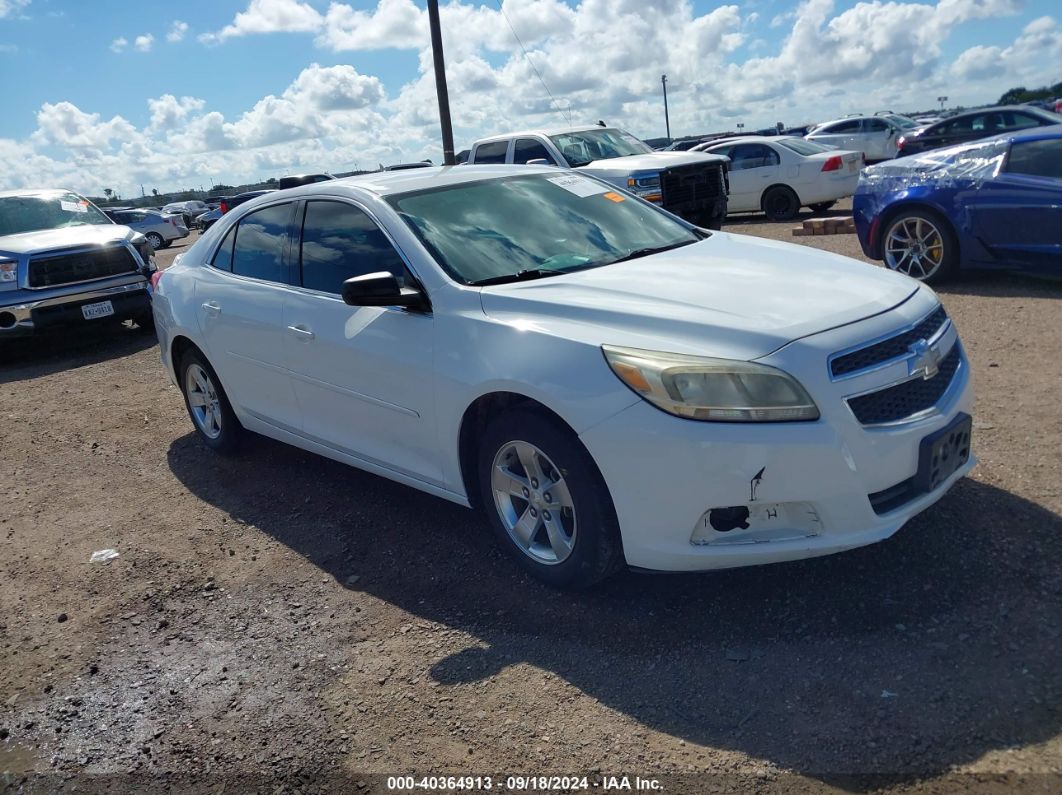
[908, 338, 942, 379]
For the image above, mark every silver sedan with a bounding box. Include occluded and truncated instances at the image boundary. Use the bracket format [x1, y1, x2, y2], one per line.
[106, 208, 189, 250]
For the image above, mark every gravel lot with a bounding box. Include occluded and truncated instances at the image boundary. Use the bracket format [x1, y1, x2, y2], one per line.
[2, 203, 1060, 793]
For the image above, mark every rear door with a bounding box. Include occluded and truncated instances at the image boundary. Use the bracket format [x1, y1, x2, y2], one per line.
[282, 199, 440, 483]
[195, 202, 302, 427]
[724, 143, 782, 212]
[967, 138, 1062, 268]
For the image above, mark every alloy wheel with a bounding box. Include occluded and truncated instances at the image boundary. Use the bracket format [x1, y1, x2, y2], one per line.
[884, 216, 946, 280]
[491, 440, 577, 565]
[185, 363, 223, 439]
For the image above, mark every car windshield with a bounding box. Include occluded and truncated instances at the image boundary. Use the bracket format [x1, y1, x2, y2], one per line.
[548, 128, 653, 167]
[0, 192, 113, 236]
[777, 138, 836, 156]
[389, 173, 701, 285]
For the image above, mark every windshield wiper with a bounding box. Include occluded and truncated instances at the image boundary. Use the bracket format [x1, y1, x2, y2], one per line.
[608, 238, 698, 264]
[468, 269, 563, 287]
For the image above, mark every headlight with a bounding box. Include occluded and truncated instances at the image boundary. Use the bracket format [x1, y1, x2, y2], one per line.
[0, 258, 16, 290]
[626, 174, 662, 202]
[603, 345, 820, 422]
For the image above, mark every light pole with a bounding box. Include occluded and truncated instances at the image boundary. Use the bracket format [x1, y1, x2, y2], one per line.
[737, 122, 745, 133]
[938, 95, 948, 112]
[427, 0, 456, 165]
[661, 74, 671, 141]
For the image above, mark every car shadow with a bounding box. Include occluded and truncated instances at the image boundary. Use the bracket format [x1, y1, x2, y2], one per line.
[935, 268, 1062, 299]
[0, 322, 156, 383]
[723, 206, 851, 227]
[167, 431, 1062, 784]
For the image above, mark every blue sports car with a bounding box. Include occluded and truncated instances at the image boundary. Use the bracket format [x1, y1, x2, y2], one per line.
[853, 124, 1062, 283]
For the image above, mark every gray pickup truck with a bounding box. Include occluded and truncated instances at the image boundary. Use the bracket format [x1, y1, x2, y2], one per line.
[467, 125, 729, 228]
[0, 189, 157, 337]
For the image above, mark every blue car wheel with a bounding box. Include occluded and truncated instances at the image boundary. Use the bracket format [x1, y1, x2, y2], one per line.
[882, 210, 957, 284]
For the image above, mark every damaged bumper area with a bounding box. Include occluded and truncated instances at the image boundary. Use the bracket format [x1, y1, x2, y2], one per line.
[579, 295, 976, 573]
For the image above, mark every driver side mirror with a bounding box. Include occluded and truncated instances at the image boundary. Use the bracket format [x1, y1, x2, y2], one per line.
[341, 271, 430, 312]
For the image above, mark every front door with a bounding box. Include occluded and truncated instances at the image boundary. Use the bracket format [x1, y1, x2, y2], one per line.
[282, 199, 440, 484]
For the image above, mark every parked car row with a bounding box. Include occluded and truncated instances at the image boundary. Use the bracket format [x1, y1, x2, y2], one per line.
[105, 207, 189, 250]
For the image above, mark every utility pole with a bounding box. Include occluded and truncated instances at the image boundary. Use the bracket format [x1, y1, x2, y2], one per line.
[661, 74, 671, 141]
[427, 0, 456, 165]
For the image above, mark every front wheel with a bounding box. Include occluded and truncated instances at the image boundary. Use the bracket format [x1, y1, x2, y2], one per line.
[179, 349, 243, 454]
[882, 209, 958, 284]
[762, 186, 800, 221]
[478, 410, 624, 589]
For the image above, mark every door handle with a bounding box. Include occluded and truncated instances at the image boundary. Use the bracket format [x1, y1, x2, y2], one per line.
[201, 301, 221, 316]
[287, 324, 315, 341]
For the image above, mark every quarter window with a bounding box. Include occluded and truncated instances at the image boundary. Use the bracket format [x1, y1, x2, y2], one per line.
[1005, 139, 1062, 179]
[231, 203, 293, 283]
[513, 138, 553, 164]
[299, 201, 408, 294]
[474, 141, 509, 164]
[211, 225, 236, 272]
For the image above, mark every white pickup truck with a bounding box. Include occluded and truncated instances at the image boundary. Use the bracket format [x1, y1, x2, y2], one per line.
[466, 125, 730, 229]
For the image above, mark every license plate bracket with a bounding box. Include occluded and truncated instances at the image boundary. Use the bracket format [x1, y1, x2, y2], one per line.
[914, 412, 972, 494]
[81, 300, 115, 320]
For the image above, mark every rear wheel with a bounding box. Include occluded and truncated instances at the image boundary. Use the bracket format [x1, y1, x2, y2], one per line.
[478, 410, 624, 589]
[178, 349, 243, 454]
[882, 209, 958, 284]
[809, 201, 836, 213]
[145, 232, 164, 250]
[762, 186, 800, 221]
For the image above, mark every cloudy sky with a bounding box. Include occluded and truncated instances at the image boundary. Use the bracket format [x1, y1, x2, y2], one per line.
[0, 0, 1059, 196]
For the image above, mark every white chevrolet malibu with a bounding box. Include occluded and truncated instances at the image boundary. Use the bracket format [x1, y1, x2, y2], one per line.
[153, 165, 974, 588]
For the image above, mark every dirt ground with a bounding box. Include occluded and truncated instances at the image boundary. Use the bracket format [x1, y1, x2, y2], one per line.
[1, 203, 1060, 794]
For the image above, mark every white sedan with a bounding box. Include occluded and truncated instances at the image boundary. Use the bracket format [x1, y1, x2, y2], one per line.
[693, 136, 863, 220]
[153, 166, 974, 588]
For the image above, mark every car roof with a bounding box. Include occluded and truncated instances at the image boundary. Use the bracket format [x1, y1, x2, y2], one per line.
[274, 164, 563, 199]
[0, 188, 84, 199]
[473, 125, 620, 144]
[700, 135, 793, 147]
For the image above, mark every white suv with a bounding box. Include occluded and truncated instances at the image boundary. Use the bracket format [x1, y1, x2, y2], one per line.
[153, 166, 974, 588]
[806, 116, 902, 161]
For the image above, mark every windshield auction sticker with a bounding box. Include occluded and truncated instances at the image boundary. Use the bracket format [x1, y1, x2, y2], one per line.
[60, 200, 88, 213]
[546, 174, 609, 198]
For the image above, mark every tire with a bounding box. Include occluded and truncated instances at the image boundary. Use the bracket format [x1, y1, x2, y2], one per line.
[881, 209, 958, 284]
[145, 232, 164, 250]
[762, 186, 801, 221]
[477, 409, 624, 589]
[809, 201, 836, 213]
[178, 348, 243, 455]
[159, 241, 172, 249]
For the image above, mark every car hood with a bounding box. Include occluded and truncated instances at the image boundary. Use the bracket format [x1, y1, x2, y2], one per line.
[579, 151, 728, 174]
[0, 224, 137, 257]
[479, 231, 919, 360]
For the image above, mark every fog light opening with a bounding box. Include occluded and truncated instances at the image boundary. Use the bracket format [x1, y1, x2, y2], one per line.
[708, 506, 751, 533]
[0, 312, 16, 328]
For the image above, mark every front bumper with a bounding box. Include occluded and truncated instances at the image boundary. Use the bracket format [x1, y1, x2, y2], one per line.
[0, 279, 151, 337]
[579, 298, 975, 572]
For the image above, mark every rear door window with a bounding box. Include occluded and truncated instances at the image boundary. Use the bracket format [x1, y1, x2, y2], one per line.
[211, 225, 236, 272]
[298, 201, 409, 294]
[727, 144, 779, 170]
[473, 140, 509, 164]
[231, 203, 294, 283]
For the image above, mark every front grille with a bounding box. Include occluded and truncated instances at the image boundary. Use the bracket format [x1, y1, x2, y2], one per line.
[831, 306, 948, 378]
[660, 164, 725, 212]
[28, 246, 138, 289]
[847, 344, 961, 425]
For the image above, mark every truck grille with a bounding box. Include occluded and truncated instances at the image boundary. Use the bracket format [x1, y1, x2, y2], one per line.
[846, 344, 961, 425]
[28, 245, 139, 289]
[660, 164, 726, 214]
[831, 306, 948, 378]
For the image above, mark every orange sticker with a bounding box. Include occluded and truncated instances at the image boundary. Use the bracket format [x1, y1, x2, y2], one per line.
[603, 192, 625, 202]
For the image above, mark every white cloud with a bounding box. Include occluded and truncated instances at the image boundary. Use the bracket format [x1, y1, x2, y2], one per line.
[5, 0, 1059, 197]
[0, 0, 30, 20]
[166, 20, 189, 43]
[109, 37, 127, 53]
[134, 33, 154, 52]
[200, 0, 323, 44]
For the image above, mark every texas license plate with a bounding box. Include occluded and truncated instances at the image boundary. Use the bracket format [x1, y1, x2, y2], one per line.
[81, 300, 115, 320]
[914, 413, 972, 494]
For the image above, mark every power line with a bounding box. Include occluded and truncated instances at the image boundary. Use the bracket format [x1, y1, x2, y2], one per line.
[494, 0, 570, 126]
